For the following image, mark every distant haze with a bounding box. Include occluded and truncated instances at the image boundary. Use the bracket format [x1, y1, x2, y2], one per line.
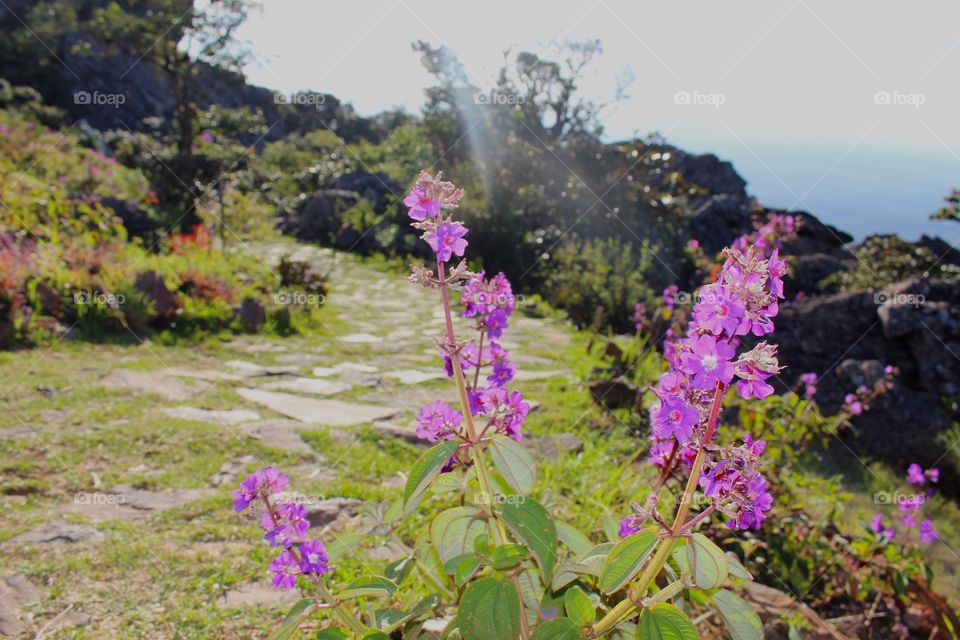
[237, 0, 960, 243]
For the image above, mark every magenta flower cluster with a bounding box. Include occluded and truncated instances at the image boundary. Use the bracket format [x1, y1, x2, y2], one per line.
[404, 172, 531, 451]
[232, 467, 330, 589]
[870, 463, 939, 543]
[643, 246, 785, 531]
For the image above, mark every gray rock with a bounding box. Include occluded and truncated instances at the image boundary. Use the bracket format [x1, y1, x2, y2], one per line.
[0, 574, 42, 636]
[163, 406, 261, 426]
[11, 521, 104, 545]
[215, 580, 300, 609]
[237, 419, 313, 454]
[305, 498, 362, 529]
[526, 434, 584, 460]
[262, 377, 351, 396]
[236, 388, 401, 427]
[100, 368, 203, 401]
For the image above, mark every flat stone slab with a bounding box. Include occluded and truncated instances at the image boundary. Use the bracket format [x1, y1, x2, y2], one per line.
[237, 419, 313, 453]
[371, 420, 422, 444]
[225, 360, 300, 377]
[340, 333, 381, 344]
[99, 369, 203, 401]
[163, 367, 242, 382]
[10, 521, 104, 545]
[312, 363, 378, 376]
[0, 574, 42, 636]
[216, 580, 300, 609]
[59, 486, 214, 521]
[236, 388, 400, 427]
[163, 406, 261, 426]
[383, 369, 445, 385]
[262, 377, 351, 396]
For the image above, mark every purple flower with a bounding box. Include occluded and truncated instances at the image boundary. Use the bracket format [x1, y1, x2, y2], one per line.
[618, 515, 642, 538]
[269, 550, 302, 589]
[907, 463, 925, 485]
[489, 358, 515, 386]
[403, 186, 441, 221]
[800, 372, 818, 398]
[427, 222, 468, 263]
[843, 393, 863, 416]
[919, 519, 938, 542]
[869, 513, 885, 533]
[262, 502, 309, 547]
[232, 473, 260, 512]
[298, 539, 330, 575]
[416, 400, 462, 442]
[694, 284, 745, 336]
[652, 392, 700, 444]
[679, 334, 735, 390]
[484, 309, 508, 338]
[231, 466, 289, 512]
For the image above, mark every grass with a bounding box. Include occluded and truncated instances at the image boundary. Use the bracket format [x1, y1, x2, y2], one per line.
[1, 250, 958, 638]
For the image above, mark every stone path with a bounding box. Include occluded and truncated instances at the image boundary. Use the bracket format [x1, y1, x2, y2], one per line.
[4, 243, 580, 613]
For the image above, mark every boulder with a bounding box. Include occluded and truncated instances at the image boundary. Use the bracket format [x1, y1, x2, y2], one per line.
[237, 297, 266, 333]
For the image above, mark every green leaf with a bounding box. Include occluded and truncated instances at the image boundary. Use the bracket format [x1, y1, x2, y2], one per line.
[598, 528, 658, 594]
[339, 575, 398, 600]
[405, 440, 460, 513]
[636, 603, 699, 640]
[269, 598, 316, 640]
[431, 507, 488, 564]
[530, 617, 580, 640]
[384, 555, 414, 583]
[492, 544, 528, 570]
[556, 521, 593, 556]
[551, 561, 591, 591]
[710, 589, 763, 640]
[496, 497, 558, 581]
[458, 577, 522, 640]
[686, 533, 728, 590]
[314, 629, 348, 640]
[578, 542, 614, 576]
[455, 554, 484, 586]
[488, 434, 537, 495]
[326, 532, 371, 561]
[563, 585, 595, 626]
[361, 632, 389, 640]
[724, 552, 753, 581]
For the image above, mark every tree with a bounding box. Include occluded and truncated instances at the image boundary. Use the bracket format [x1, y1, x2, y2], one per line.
[931, 188, 960, 223]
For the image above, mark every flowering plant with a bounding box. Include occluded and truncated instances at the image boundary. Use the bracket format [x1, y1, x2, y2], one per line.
[234, 171, 779, 639]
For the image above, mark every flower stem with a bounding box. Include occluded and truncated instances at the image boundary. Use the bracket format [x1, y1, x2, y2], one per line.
[316, 581, 366, 635]
[591, 381, 726, 637]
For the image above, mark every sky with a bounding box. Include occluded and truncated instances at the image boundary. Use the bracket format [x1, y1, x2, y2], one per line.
[235, 0, 960, 241]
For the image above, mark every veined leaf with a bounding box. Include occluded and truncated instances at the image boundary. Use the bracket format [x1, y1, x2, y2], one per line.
[687, 533, 728, 590]
[268, 598, 316, 640]
[489, 434, 536, 495]
[711, 589, 763, 640]
[555, 521, 593, 556]
[404, 440, 460, 513]
[339, 575, 397, 600]
[637, 603, 699, 640]
[491, 543, 528, 570]
[563, 585, 595, 626]
[530, 617, 580, 640]
[551, 561, 591, 591]
[431, 506, 488, 564]
[496, 497, 558, 581]
[458, 577, 522, 640]
[598, 528, 658, 594]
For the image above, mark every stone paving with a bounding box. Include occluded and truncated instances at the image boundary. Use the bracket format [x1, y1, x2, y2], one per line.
[1, 243, 581, 617]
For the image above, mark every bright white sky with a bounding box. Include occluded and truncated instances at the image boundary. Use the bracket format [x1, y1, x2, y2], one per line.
[236, 0, 960, 239]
